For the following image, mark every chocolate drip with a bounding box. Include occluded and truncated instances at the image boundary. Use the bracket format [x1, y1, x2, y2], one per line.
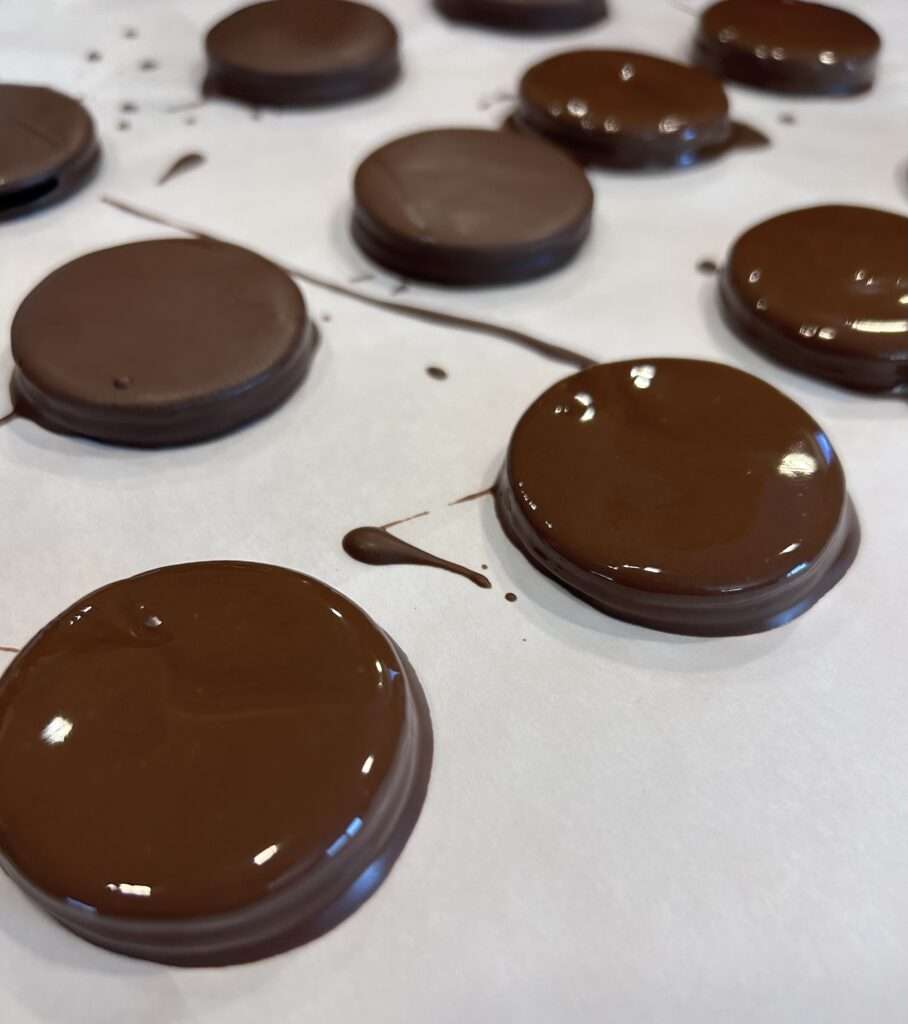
[102, 197, 595, 369]
[158, 152, 205, 185]
[344, 527, 492, 590]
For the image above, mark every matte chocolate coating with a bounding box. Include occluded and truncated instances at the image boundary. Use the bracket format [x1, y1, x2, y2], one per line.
[722, 205, 908, 393]
[0, 84, 99, 220]
[11, 239, 316, 446]
[695, 0, 880, 95]
[435, 0, 606, 31]
[0, 562, 432, 966]
[496, 359, 859, 636]
[204, 0, 399, 107]
[517, 50, 730, 169]
[353, 128, 594, 284]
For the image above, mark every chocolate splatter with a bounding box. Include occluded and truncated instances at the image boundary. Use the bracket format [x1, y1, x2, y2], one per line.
[779, 113, 797, 125]
[139, 59, 158, 72]
[505, 592, 518, 602]
[392, 280, 409, 296]
[0, 646, 19, 654]
[481, 564, 489, 570]
[426, 366, 448, 380]
[726, 121, 771, 151]
[379, 510, 430, 530]
[343, 527, 491, 590]
[185, 116, 197, 126]
[697, 259, 719, 275]
[449, 487, 493, 507]
[102, 197, 596, 369]
[121, 102, 138, 114]
[86, 50, 101, 62]
[158, 152, 206, 186]
[321, 313, 333, 323]
[117, 120, 130, 131]
[123, 27, 138, 39]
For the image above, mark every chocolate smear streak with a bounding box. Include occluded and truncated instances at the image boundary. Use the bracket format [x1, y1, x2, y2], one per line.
[0, 646, 19, 654]
[101, 197, 595, 370]
[343, 527, 491, 590]
[158, 152, 206, 186]
[448, 487, 493, 506]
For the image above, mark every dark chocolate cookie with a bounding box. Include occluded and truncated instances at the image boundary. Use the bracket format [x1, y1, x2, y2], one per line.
[435, 0, 606, 31]
[11, 238, 316, 446]
[352, 128, 594, 284]
[496, 359, 859, 636]
[0, 562, 432, 966]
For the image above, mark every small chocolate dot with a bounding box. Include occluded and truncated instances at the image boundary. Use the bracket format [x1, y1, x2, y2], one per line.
[117, 120, 130, 131]
[121, 102, 138, 114]
[185, 116, 197, 126]
[139, 59, 158, 71]
[123, 27, 138, 39]
[86, 50, 102, 62]
[697, 259, 719, 275]
[426, 366, 448, 381]
[321, 313, 332, 323]
[779, 113, 797, 125]
[113, 376, 132, 389]
[481, 564, 488, 570]
[505, 592, 518, 603]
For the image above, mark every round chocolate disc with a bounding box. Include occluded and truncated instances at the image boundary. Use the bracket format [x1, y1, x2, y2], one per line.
[722, 205, 908, 393]
[0, 562, 432, 966]
[495, 359, 859, 636]
[695, 0, 880, 95]
[516, 50, 730, 169]
[204, 0, 399, 106]
[0, 84, 99, 221]
[352, 128, 594, 285]
[435, 0, 607, 31]
[11, 238, 316, 446]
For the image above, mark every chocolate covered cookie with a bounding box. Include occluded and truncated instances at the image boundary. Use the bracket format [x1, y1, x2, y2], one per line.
[11, 238, 316, 446]
[436, 0, 606, 31]
[0, 562, 432, 965]
[496, 359, 859, 635]
[205, 0, 399, 106]
[352, 128, 594, 284]
[722, 205, 908, 392]
[516, 50, 731, 169]
[0, 84, 99, 220]
[695, 0, 880, 95]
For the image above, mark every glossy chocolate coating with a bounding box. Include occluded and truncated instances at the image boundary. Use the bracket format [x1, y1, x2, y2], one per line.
[204, 0, 399, 107]
[0, 562, 432, 966]
[0, 84, 99, 220]
[517, 50, 730, 169]
[496, 359, 859, 636]
[11, 239, 316, 446]
[695, 0, 880, 95]
[353, 128, 594, 284]
[435, 0, 606, 31]
[722, 206, 908, 393]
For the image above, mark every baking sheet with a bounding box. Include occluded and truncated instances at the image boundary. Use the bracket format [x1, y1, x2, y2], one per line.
[2, 1, 908, 1020]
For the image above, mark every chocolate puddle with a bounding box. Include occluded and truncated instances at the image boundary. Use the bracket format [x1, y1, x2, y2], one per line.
[343, 527, 491, 590]
[102, 197, 594, 370]
[158, 152, 205, 185]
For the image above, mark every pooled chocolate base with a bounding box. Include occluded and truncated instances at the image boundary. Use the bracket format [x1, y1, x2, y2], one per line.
[497, 474, 860, 636]
[0, 562, 433, 966]
[435, 0, 607, 31]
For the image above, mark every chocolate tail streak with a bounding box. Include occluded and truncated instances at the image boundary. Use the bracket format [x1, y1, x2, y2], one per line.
[101, 197, 595, 370]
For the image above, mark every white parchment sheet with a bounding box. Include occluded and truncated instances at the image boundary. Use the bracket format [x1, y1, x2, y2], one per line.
[1, 1, 907, 1021]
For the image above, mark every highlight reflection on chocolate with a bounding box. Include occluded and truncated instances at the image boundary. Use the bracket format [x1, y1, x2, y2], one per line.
[515, 50, 732, 169]
[722, 205, 908, 393]
[204, 0, 400, 107]
[10, 238, 317, 446]
[695, 0, 880, 96]
[0, 84, 100, 220]
[0, 562, 432, 966]
[495, 359, 859, 636]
